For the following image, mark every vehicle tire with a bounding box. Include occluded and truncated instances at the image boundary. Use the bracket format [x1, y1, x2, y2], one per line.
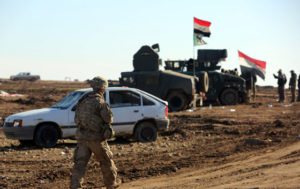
[134, 122, 157, 142]
[166, 91, 187, 112]
[34, 124, 59, 148]
[219, 88, 239, 105]
[198, 72, 209, 93]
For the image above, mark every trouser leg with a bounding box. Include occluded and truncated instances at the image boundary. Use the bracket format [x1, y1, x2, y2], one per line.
[291, 87, 296, 102]
[252, 85, 256, 101]
[246, 89, 251, 103]
[278, 86, 284, 102]
[89, 140, 118, 188]
[70, 142, 91, 189]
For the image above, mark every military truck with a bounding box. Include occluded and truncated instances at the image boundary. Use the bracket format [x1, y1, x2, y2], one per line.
[165, 49, 246, 105]
[119, 45, 209, 112]
[10, 72, 40, 81]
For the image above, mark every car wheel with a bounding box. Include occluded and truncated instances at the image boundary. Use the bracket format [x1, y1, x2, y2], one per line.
[134, 122, 157, 142]
[220, 88, 239, 105]
[34, 124, 59, 148]
[166, 91, 187, 112]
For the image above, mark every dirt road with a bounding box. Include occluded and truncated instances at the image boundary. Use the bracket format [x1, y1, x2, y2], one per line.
[0, 81, 299, 188]
[122, 141, 300, 188]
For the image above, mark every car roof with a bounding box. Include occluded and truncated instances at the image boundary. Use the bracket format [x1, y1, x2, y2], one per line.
[75, 87, 167, 105]
[75, 87, 135, 92]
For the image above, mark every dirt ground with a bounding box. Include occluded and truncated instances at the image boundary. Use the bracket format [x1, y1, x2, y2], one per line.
[0, 80, 299, 189]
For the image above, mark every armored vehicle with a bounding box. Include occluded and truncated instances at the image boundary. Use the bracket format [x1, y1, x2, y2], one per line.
[165, 49, 246, 105]
[119, 45, 209, 112]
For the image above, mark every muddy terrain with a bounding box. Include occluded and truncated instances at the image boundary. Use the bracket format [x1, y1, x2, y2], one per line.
[0, 80, 299, 188]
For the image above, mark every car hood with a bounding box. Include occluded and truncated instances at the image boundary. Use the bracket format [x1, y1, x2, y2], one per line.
[5, 108, 63, 123]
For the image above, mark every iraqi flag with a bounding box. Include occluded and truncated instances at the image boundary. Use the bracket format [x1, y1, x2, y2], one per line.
[194, 17, 211, 46]
[238, 51, 266, 80]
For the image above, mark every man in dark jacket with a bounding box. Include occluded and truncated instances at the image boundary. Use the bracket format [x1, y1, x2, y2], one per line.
[273, 69, 287, 102]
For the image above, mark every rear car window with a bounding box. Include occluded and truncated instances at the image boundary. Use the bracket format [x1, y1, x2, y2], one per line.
[109, 90, 141, 107]
[142, 96, 155, 106]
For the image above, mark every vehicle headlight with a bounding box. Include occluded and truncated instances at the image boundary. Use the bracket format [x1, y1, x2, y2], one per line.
[13, 119, 23, 127]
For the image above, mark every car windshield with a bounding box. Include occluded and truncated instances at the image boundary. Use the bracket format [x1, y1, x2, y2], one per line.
[51, 91, 85, 109]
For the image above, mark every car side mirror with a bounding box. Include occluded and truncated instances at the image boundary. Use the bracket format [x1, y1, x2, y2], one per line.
[71, 105, 77, 111]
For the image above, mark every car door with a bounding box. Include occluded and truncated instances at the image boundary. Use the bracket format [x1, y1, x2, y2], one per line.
[65, 91, 90, 137]
[108, 89, 143, 135]
[68, 91, 102, 125]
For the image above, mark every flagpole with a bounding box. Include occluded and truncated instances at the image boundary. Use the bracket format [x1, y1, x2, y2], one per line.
[193, 46, 195, 77]
[193, 18, 195, 77]
[192, 23, 197, 109]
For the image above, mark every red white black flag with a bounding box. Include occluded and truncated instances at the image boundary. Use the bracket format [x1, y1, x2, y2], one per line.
[194, 17, 211, 46]
[238, 51, 266, 80]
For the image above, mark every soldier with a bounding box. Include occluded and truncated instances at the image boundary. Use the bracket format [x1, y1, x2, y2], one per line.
[241, 71, 255, 103]
[242, 72, 252, 103]
[298, 74, 300, 102]
[273, 69, 287, 102]
[70, 76, 120, 189]
[289, 70, 297, 102]
[251, 73, 257, 101]
[233, 68, 239, 76]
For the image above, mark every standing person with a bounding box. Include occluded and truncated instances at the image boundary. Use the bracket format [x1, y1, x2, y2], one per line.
[289, 70, 297, 102]
[241, 72, 256, 103]
[241, 72, 252, 103]
[70, 76, 120, 189]
[251, 73, 257, 101]
[298, 74, 300, 102]
[273, 69, 287, 102]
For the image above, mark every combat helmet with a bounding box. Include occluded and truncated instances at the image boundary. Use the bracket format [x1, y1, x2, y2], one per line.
[88, 76, 108, 90]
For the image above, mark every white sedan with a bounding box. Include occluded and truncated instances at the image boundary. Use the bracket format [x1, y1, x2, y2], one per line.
[3, 87, 169, 147]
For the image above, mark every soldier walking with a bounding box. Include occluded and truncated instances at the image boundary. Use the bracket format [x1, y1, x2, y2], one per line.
[273, 69, 287, 102]
[289, 70, 297, 102]
[70, 76, 120, 189]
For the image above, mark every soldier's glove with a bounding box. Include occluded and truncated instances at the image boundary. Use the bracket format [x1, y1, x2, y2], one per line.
[102, 125, 115, 140]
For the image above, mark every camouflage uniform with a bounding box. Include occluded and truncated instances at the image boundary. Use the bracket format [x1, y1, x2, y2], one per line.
[273, 70, 287, 103]
[70, 77, 119, 189]
[289, 70, 297, 102]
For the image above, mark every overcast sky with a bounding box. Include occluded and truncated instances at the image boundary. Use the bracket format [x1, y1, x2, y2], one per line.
[0, 0, 299, 86]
